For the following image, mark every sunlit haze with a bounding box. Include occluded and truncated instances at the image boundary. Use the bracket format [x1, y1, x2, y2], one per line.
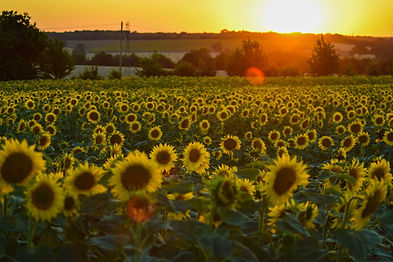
[2, 0, 393, 36]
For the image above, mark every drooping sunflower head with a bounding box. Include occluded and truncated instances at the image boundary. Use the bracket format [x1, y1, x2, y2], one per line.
[251, 138, 266, 154]
[265, 154, 309, 204]
[367, 159, 391, 182]
[0, 139, 45, 193]
[340, 134, 356, 152]
[351, 180, 387, 230]
[211, 177, 238, 207]
[347, 158, 366, 192]
[64, 162, 106, 196]
[220, 135, 241, 155]
[25, 174, 64, 222]
[149, 143, 177, 172]
[62, 192, 80, 217]
[110, 151, 162, 201]
[182, 142, 210, 175]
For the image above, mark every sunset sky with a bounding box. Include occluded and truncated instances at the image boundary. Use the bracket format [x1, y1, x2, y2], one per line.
[2, 0, 393, 36]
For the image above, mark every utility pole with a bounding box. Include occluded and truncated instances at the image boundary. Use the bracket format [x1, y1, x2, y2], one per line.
[119, 21, 123, 75]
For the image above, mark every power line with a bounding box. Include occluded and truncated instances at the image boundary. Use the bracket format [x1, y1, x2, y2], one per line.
[42, 23, 119, 30]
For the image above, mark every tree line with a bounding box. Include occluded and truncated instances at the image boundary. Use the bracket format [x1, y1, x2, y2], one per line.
[2, 10, 393, 80]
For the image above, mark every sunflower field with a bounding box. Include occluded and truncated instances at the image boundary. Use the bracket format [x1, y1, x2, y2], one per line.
[0, 76, 393, 261]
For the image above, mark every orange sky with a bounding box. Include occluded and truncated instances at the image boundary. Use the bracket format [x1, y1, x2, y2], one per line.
[1, 0, 393, 36]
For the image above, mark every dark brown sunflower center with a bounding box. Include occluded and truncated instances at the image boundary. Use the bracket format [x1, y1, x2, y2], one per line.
[335, 115, 341, 121]
[131, 123, 139, 130]
[189, 149, 201, 162]
[376, 118, 383, 124]
[95, 135, 103, 144]
[64, 158, 72, 169]
[1, 152, 33, 184]
[270, 133, 278, 140]
[358, 135, 368, 144]
[371, 167, 385, 180]
[387, 132, 393, 141]
[64, 196, 75, 210]
[32, 183, 55, 210]
[349, 168, 359, 180]
[224, 138, 237, 150]
[273, 167, 296, 196]
[361, 190, 382, 218]
[297, 137, 306, 146]
[110, 134, 122, 145]
[89, 112, 99, 121]
[74, 172, 95, 190]
[121, 164, 151, 190]
[128, 115, 136, 122]
[220, 112, 227, 119]
[150, 129, 160, 138]
[39, 136, 48, 146]
[351, 124, 360, 133]
[322, 138, 331, 147]
[253, 141, 262, 149]
[156, 151, 171, 165]
[106, 126, 114, 133]
[302, 120, 309, 129]
[202, 122, 208, 129]
[47, 114, 55, 122]
[343, 138, 352, 148]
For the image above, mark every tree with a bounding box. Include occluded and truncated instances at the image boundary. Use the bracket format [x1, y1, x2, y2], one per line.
[179, 48, 216, 76]
[39, 39, 75, 79]
[72, 43, 87, 65]
[225, 39, 267, 76]
[308, 35, 339, 76]
[0, 10, 74, 80]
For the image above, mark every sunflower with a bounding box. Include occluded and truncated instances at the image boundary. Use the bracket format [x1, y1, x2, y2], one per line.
[44, 113, 57, 124]
[260, 113, 268, 125]
[25, 99, 35, 109]
[299, 118, 310, 130]
[293, 134, 309, 150]
[199, 119, 210, 134]
[64, 162, 106, 196]
[306, 129, 317, 143]
[216, 109, 230, 122]
[31, 123, 43, 135]
[347, 158, 366, 192]
[178, 117, 192, 131]
[212, 164, 236, 178]
[126, 194, 156, 223]
[63, 153, 75, 171]
[357, 131, 370, 147]
[16, 119, 27, 133]
[25, 174, 64, 222]
[372, 114, 385, 127]
[244, 131, 253, 140]
[251, 138, 266, 154]
[267, 199, 297, 228]
[62, 192, 79, 217]
[264, 154, 309, 203]
[336, 125, 346, 136]
[211, 177, 238, 207]
[129, 121, 142, 134]
[348, 120, 363, 134]
[0, 139, 45, 194]
[108, 131, 125, 146]
[282, 126, 293, 138]
[37, 132, 51, 151]
[203, 136, 212, 145]
[340, 134, 356, 152]
[268, 130, 281, 143]
[237, 178, 256, 196]
[148, 126, 163, 141]
[182, 142, 210, 174]
[109, 151, 162, 201]
[383, 129, 393, 146]
[367, 159, 391, 182]
[332, 112, 343, 124]
[351, 180, 387, 230]
[86, 109, 101, 124]
[297, 201, 319, 230]
[125, 113, 138, 124]
[220, 135, 241, 155]
[149, 143, 177, 172]
[318, 136, 334, 151]
[93, 131, 106, 146]
[46, 125, 57, 136]
[105, 122, 116, 134]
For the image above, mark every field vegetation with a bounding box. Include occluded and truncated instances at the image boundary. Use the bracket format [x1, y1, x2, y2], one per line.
[0, 76, 392, 261]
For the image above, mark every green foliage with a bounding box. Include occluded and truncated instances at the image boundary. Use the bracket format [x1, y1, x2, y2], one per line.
[77, 66, 102, 80]
[0, 10, 74, 80]
[308, 35, 339, 76]
[107, 69, 122, 80]
[226, 39, 267, 76]
[178, 48, 216, 76]
[71, 43, 87, 65]
[137, 52, 169, 77]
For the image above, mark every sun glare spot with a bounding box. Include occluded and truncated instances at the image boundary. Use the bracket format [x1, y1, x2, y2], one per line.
[262, 0, 323, 33]
[246, 67, 264, 85]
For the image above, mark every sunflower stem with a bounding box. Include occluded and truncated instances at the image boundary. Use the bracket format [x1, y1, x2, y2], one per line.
[258, 198, 267, 247]
[2, 195, 8, 215]
[209, 205, 216, 232]
[27, 217, 37, 249]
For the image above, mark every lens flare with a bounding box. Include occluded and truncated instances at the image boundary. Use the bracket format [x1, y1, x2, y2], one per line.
[246, 67, 264, 85]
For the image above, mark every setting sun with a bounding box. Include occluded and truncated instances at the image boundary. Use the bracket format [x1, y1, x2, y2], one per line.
[262, 0, 323, 33]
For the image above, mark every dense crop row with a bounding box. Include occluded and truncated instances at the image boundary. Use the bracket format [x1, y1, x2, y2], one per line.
[0, 77, 392, 261]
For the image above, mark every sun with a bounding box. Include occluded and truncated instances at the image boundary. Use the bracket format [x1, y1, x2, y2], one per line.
[262, 0, 323, 33]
